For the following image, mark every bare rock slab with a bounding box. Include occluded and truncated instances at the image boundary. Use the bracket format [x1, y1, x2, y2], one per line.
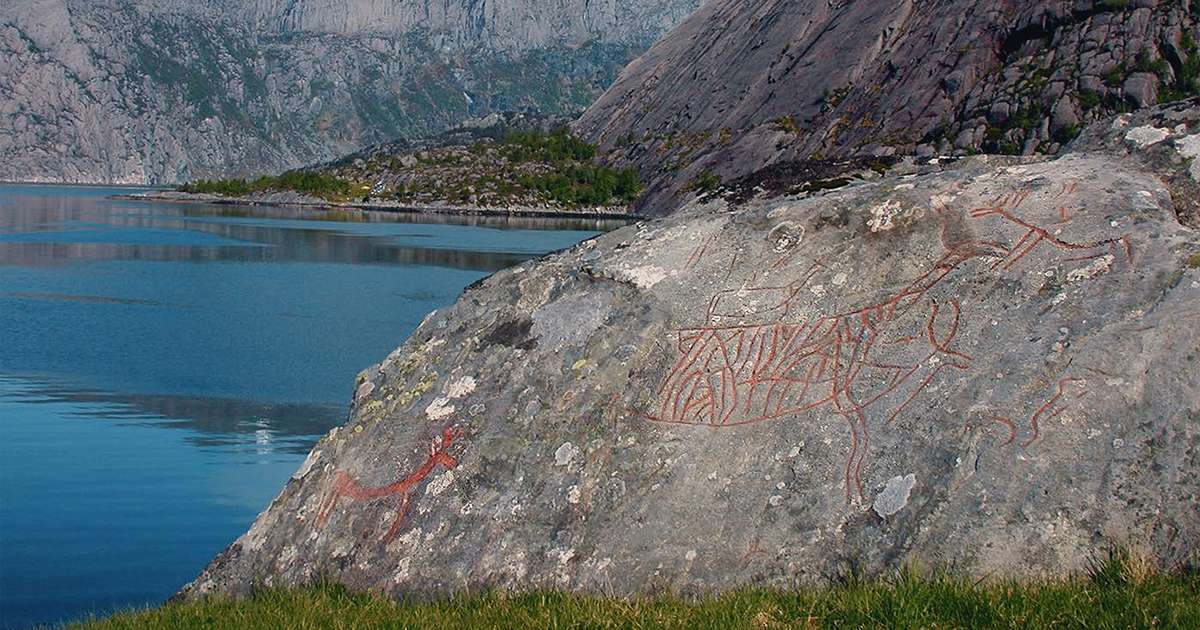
[182, 142, 1200, 599]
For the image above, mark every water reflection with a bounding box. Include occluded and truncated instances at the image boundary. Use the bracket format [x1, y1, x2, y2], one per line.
[6, 375, 343, 456]
[0, 185, 610, 629]
[0, 240, 533, 270]
[0, 374, 305, 630]
[0, 186, 623, 272]
[178, 202, 630, 232]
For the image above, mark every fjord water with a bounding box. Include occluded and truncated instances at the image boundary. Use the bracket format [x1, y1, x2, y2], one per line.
[0, 184, 611, 629]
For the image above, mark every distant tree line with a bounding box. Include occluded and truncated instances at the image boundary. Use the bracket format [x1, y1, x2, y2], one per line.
[176, 128, 643, 208]
[176, 171, 351, 198]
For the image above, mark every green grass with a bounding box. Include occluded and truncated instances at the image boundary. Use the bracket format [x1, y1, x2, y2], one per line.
[63, 555, 1198, 630]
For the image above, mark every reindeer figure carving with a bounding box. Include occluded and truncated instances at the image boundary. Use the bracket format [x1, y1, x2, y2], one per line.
[316, 426, 465, 542]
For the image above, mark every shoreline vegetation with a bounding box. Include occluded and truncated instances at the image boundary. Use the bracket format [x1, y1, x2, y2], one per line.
[119, 127, 645, 221]
[62, 551, 1198, 629]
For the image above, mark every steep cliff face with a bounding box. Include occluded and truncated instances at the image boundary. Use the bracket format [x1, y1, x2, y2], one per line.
[575, 0, 1200, 214]
[0, 0, 703, 184]
[238, 0, 700, 52]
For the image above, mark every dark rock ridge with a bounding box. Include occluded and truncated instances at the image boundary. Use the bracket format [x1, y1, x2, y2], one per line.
[181, 102, 1199, 600]
[0, 0, 703, 184]
[575, 0, 1200, 215]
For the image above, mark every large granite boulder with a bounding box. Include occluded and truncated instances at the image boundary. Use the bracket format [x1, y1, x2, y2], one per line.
[182, 107, 1200, 599]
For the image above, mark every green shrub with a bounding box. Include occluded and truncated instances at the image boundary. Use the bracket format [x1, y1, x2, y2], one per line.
[680, 171, 723, 195]
[175, 171, 351, 199]
[1079, 91, 1101, 110]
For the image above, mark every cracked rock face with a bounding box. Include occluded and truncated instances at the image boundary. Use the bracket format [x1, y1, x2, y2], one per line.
[182, 107, 1199, 599]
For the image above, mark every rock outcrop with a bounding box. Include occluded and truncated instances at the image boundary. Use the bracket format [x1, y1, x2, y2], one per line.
[0, 0, 703, 184]
[180, 102, 1200, 600]
[575, 0, 1200, 214]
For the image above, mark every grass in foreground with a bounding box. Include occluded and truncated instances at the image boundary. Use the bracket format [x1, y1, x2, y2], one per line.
[66, 553, 1198, 629]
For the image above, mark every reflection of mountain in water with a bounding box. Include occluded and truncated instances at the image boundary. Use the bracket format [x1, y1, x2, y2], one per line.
[0, 192, 620, 271]
[0, 240, 535, 271]
[188, 205, 630, 233]
[5, 376, 342, 456]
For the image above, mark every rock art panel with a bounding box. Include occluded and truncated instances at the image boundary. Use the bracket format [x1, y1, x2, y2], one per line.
[180, 115, 1200, 601]
[638, 168, 1136, 501]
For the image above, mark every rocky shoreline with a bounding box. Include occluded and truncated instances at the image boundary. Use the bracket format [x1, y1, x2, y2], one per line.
[111, 189, 643, 222]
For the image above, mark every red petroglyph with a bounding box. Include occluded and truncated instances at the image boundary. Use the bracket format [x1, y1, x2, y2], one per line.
[740, 538, 770, 566]
[991, 375, 1091, 447]
[645, 183, 1128, 500]
[1055, 182, 1080, 197]
[990, 416, 1017, 445]
[1021, 378, 1085, 447]
[968, 187, 1131, 270]
[686, 234, 716, 268]
[316, 427, 465, 542]
[1085, 367, 1117, 377]
[652, 292, 973, 498]
[704, 257, 827, 325]
[723, 254, 738, 281]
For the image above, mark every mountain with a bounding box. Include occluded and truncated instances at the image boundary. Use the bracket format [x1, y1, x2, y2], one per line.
[0, 0, 704, 184]
[234, 0, 698, 53]
[575, 0, 1200, 214]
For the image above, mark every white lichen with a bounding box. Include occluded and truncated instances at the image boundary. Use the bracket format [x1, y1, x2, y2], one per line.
[392, 557, 412, 583]
[554, 442, 578, 466]
[1066, 254, 1114, 283]
[867, 199, 904, 232]
[425, 397, 455, 420]
[424, 470, 455, 497]
[1175, 134, 1200, 181]
[291, 449, 322, 480]
[873, 473, 917, 517]
[444, 375, 476, 399]
[1124, 125, 1170, 148]
[617, 264, 669, 289]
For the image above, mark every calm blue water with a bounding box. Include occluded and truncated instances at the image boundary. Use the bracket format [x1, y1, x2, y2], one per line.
[0, 184, 612, 629]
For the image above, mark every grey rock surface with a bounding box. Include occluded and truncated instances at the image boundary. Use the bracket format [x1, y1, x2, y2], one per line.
[237, 0, 701, 53]
[575, 0, 1200, 215]
[0, 0, 704, 184]
[181, 106, 1200, 599]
